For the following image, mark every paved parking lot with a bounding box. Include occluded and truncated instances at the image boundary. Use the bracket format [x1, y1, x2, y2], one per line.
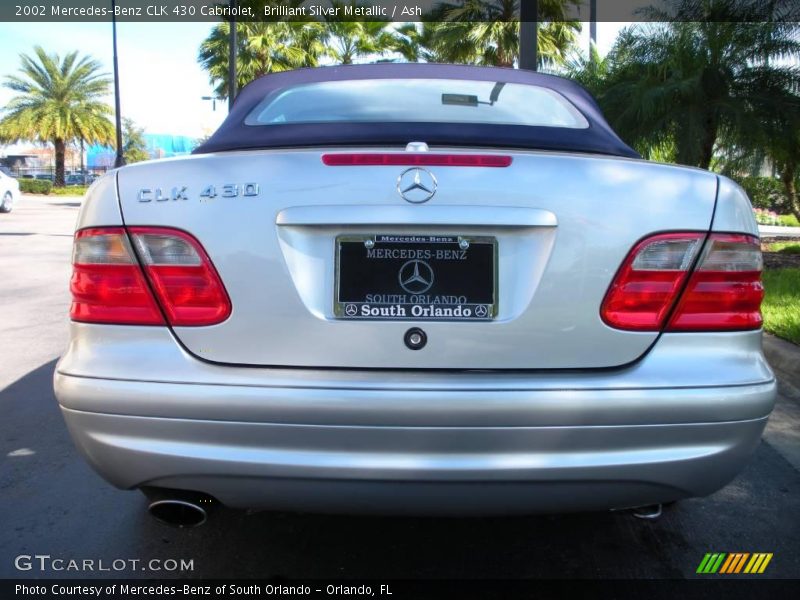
[1, 197, 799, 580]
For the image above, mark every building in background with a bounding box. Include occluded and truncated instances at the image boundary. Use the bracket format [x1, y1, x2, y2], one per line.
[88, 133, 198, 169]
[1, 133, 198, 177]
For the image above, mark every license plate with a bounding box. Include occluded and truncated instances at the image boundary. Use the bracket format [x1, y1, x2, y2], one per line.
[335, 234, 497, 320]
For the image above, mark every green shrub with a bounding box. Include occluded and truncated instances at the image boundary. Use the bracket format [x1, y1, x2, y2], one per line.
[737, 176, 787, 212]
[765, 242, 800, 254]
[778, 214, 800, 228]
[18, 179, 53, 194]
[51, 185, 88, 196]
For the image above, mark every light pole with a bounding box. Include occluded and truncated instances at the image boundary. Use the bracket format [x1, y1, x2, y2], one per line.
[519, 0, 538, 71]
[228, 0, 237, 111]
[202, 96, 224, 111]
[112, 0, 125, 168]
[590, 0, 597, 53]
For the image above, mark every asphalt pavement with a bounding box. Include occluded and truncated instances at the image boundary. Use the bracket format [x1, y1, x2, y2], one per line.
[1, 197, 799, 580]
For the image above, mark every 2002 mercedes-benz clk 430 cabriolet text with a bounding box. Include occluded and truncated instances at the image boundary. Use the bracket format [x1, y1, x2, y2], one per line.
[54, 64, 776, 525]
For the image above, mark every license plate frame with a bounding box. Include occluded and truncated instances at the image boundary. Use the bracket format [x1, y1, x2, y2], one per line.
[334, 233, 497, 321]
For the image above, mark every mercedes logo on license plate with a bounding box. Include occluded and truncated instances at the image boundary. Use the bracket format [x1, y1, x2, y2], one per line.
[398, 259, 434, 294]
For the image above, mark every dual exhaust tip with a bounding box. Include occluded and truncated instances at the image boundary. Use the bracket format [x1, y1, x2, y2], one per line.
[145, 488, 214, 528]
[145, 490, 669, 526]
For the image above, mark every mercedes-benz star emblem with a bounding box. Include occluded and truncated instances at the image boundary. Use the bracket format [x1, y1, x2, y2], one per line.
[474, 304, 489, 318]
[345, 304, 359, 317]
[397, 167, 437, 203]
[398, 259, 435, 294]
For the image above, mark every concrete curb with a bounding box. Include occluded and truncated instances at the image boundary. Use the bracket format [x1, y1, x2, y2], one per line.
[759, 224, 800, 238]
[763, 333, 800, 389]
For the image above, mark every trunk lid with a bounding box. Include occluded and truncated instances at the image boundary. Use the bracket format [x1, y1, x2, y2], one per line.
[116, 149, 718, 369]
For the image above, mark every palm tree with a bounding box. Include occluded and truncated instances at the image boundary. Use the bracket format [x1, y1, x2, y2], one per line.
[322, 18, 396, 64]
[199, 21, 324, 99]
[0, 46, 114, 186]
[593, 14, 800, 169]
[721, 95, 800, 220]
[392, 23, 443, 62]
[425, 0, 582, 68]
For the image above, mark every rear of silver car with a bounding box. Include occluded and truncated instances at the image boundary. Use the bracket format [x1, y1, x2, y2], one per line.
[54, 146, 775, 516]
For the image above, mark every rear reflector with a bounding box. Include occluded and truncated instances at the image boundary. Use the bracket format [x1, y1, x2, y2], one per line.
[70, 227, 231, 327]
[321, 153, 512, 167]
[601, 232, 763, 332]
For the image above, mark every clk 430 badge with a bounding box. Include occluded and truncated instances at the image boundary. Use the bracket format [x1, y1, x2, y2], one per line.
[137, 187, 188, 202]
[137, 183, 260, 202]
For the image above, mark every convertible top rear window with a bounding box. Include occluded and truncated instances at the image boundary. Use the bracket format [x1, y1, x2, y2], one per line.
[245, 79, 589, 129]
[195, 64, 639, 158]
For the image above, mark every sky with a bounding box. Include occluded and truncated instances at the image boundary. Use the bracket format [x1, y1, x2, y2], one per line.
[0, 21, 627, 146]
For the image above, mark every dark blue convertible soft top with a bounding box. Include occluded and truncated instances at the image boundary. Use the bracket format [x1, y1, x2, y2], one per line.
[194, 63, 639, 159]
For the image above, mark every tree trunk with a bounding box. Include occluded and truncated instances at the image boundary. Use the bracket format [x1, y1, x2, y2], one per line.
[54, 138, 66, 187]
[698, 119, 717, 170]
[780, 162, 800, 221]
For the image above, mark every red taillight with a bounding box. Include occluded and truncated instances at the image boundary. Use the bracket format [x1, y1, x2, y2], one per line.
[70, 228, 165, 325]
[600, 232, 763, 332]
[128, 227, 231, 326]
[667, 234, 763, 331]
[70, 227, 231, 327]
[600, 233, 704, 331]
[321, 153, 513, 167]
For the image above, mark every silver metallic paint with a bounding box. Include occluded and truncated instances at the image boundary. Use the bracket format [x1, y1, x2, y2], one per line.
[59, 407, 768, 514]
[55, 148, 776, 514]
[115, 149, 718, 369]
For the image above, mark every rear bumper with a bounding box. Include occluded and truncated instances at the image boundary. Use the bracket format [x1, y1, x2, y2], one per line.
[54, 323, 777, 514]
[59, 404, 770, 515]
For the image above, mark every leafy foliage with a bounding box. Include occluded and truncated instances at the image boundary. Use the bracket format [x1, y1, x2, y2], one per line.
[51, 185, 89, 196]
[597, 19, 800, 169]
[323, 3, 397, 65]
[199, 1, 583, 98]
[18, 179, 53, 194]
[199, 21, 324, 98]
[122, 118, 149, 164]
[779, 214, 800, 227]
[0, 46, 114, 186]
[737, 177, 790, 212]
[419, 0, 582, 68]
[566, 2, 800, 218]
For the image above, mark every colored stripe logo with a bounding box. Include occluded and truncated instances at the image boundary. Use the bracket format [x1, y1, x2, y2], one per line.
[697, 553, 773, 574]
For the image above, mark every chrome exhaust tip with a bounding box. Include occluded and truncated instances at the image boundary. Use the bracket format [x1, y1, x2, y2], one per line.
[145, 490, 214, 528]
[631, 503, 663, 520]
[148, 499, 208, 528]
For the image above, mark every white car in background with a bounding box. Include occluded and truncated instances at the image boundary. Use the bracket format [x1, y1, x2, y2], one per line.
[0, 167, 20, 213]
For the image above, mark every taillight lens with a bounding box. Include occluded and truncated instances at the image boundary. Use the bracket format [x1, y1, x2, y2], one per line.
[70, 227, 231, 327]
[600, 233, 704, 331]
[70, 228, 165, 325]
[667, 234, 763, 331]
[601, 232, 763, 332]
[128, 227, 231, 326]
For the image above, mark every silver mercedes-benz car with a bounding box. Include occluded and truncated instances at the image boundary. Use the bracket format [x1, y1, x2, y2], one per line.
[54, 64, 775, 526]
